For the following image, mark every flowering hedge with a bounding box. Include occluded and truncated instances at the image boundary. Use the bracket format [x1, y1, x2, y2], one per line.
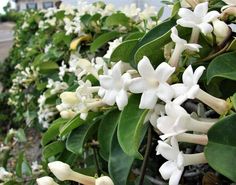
[1, 0, 236, 185]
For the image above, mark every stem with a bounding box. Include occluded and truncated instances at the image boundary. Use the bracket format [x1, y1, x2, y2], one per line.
[169, 44, 184, 67]
[92, 146, 101, 176]
[195, 88, 230, 115]
[138, 126, 152, 185]
[183, 153, 207, 166]
[188, 117, 215, 133]
[176, 133, 208, 145]
[190, 28, 200, 43]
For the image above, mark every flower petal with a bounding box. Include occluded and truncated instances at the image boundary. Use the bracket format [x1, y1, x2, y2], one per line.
[172, 83, 188, 98]
[203, 11, 220, 23]
[184, 43, 202, 52]
[156, 83, 174, 103]
[139, 89, 157, 109]
[116, 89, 128, 110]
[159, 161, 177, 180]
[165, 102, 188, 118]
[157, 116, 175, 134]
[157, 140, 179, 161]
[169, 167, 184, 185]
[155, 62, 175, 82]
[194, 2, 208, 18]
[171, 27, 186, 44]
[102, 90, 117, 105]
[193, 66, 205, 84]
[178, 8, 197, 21]
[99, 76, 113, 89]
[111, 62, 122, 81]
[197, 22, 213, 35]
[137, 56, 155, 78]
[182, 65, 194, 87]
[129, 78, 149, 93]
[176, 19, 197, 28]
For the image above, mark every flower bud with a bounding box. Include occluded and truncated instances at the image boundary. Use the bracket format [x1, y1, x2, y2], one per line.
[96, 176, 114, 185]
[48, 161, 73, 181]
[213, 19, 231, 44]
[60, 92, 79, 105]
[36, 176, 58, 185]
[60, 110, 76, 119]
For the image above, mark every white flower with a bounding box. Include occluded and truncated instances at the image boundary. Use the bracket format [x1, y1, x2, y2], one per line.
[156, 103, 214, 140]
[59, 61, 67, 80]
[169, 27, 202, 67]
[99, 61, 131, 110]
[0, 167, 12, 181]
[31, 161, 42, 172]
[104, 38, 122, 59]
[139, 4, 156, 20]
[129, 56, 175, 109]
[146, 104, 165, 128]
[121, 4, 141, 20]
[177, 2, 220, 35]
[172, 65, 205, 105]
[157, 137, 184, 185]
[44, 44, 52, 53]
[96, 176, 114, 185]
[36, 176, 58, 185]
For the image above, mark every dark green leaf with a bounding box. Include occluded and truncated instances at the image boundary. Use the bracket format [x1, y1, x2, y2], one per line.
[118, 95, 148, 159]
[38, 61, 59, 74]
[207, 52, 236, 84]
[66, 121, 98, 154]
[90, 31, 120, 52]
[42, 118, 68, 146]
[205, 114, 236, 182]
[110, 39, 139, 63]
[109, 132, 134, 185]
[98, 110, 120, 160]
[43, 141, 65, 159]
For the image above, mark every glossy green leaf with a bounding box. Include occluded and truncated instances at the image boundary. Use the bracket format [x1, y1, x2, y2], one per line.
[105, 13, 130, 27]
[232, 93, 236, 110]
[134, 25, 190, 67]
[124, 32, 145, 41]
[90, 31, 120, 52]
[205, 114, 236, 182]
[66, 121, 98, 154]
[59, 112, 99, 136]
[98, 110, 120, 160]
[110, 39, 139, 63]
[118, 95, 148, 159]
[42, 118, 68, 146]
[207, 52, 236, 84]
[43, 141, 65, 159]
[109, 132, 134, 185]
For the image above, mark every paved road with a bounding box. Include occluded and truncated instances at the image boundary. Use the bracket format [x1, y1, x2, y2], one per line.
[0, 22, 14, 62]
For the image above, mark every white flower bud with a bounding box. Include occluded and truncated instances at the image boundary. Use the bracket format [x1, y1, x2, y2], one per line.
[36, 176, 58, 185]
[60, 110, 76, 119]
[213, 19, 231, 44]
[95, 176, 114, 185]
[60, 92, 79, 105]
[48, 161, 73, 181]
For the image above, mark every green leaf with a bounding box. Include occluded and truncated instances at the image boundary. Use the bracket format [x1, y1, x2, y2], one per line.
[38, 61, 59, 74]
[16, 152, 32, 177]
[227, 38, 236, 51]
[42, 118, 68, 146]
[59, 113, 99, 136]
[134, 25, 190, 67]
[90, 31, 120, 52]
[66, 121, 98, 154]
[207, 52, 236, 84]
[43, 141, 65, 159]
[98, 110, 120, 160]
[105, 13, 130, 27]
[232, 93, 236, 110]
[157, 7, 164, 20]
[124, 32, 145, 41]
[205, 114, 236, 182]
[171, 1, 181, 18]
[15, 128, 27, 142]
[117, 95, 148, 159]
[109, 132, 134, 185]
[110, 39, 139, 63]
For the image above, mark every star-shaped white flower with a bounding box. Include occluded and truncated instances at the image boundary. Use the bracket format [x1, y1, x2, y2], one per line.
[99, 61, 131, 110]
[177, 2, 220, 35]
[129, 56, 175, 109]
[169, 27, 202, 67]
[172, 65, 205, 105]
[156, 137, 184, 185]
